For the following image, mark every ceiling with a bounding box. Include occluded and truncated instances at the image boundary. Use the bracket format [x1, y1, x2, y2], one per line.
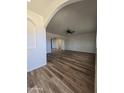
[28, 0, 57, 18]
[28, 0, 69, 26]
[46, 0, 97, 35]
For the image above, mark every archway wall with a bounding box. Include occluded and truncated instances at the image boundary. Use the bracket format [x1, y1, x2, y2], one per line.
[44, 0, 83, 27]
[27, 10, 46, 72]
[27, 10, 44, 27]
[28, 0, 83, 28]
[27, 0, 83, 71]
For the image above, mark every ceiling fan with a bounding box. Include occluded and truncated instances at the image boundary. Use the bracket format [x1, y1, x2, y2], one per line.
[66, 29, 75, 35]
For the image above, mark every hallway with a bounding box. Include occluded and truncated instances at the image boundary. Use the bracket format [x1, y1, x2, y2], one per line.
[28, 51, 95, 93]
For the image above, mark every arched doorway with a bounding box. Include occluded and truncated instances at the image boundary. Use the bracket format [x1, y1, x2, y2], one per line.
[28, 0, 96, 93]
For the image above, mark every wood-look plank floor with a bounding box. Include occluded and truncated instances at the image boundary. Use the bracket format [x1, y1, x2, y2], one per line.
[27, 50, 96, 93]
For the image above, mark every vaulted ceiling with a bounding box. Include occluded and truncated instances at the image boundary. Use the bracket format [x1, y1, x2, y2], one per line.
[46, 0, 97, 35]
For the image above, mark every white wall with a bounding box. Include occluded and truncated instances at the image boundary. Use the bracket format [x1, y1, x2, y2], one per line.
[27, 11, 46, 72]
[27, 20, 36, 49]
[65, 32, 96, 53]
